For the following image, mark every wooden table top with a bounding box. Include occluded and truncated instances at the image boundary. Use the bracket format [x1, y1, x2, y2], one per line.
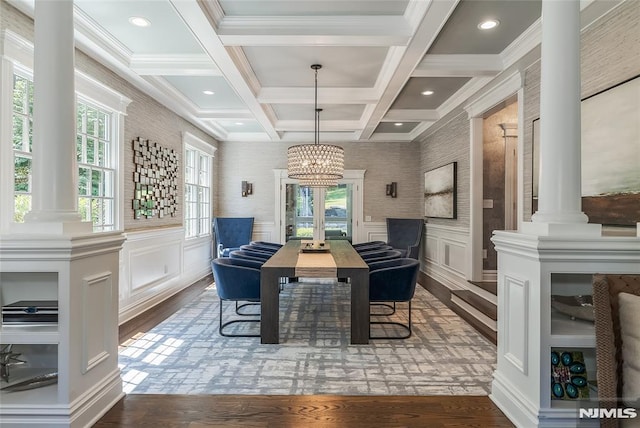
[262, 240, 368, 274]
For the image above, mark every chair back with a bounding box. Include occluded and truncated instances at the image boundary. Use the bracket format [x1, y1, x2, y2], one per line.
[229, 250, 269, 264]
[211, 258, 261, 300]
[593, 273, 640, 427]
[213, 217, 254, 257]
[362, 250, 402, 264]
[242, 243, 279, 254]
[250, 241, 283, 251]
[368, 258, 420, 302]
[386, 218, 424, 259]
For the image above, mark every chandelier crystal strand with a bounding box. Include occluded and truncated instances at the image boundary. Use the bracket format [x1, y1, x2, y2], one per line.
[287, 64, 344, 188]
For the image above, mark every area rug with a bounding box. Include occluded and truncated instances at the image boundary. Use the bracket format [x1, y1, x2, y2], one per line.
[118, 279, 496, 395]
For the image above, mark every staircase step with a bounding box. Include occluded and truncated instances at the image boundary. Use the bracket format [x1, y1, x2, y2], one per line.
[468, 281, 497, 296]
[451, 290, 497, 321]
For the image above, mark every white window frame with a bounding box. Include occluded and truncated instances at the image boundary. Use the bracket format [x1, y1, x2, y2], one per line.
[0, 30, 131, 233]
[183, 131, 216, 240]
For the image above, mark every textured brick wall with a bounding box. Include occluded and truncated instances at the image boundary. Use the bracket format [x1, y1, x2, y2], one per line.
[217, 141, 422, 222]
[419, 112, 470, 227]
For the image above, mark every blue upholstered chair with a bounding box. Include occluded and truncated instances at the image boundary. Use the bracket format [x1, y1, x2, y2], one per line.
[213, 217, 254, 258]
[361, 249, 402, 264]
[386, 218, 424, 259]
[211, 258, 261, 337]
[368, 258, 420, 339]
[229, 249, 270, 264]
[352, 241, 386, 249]
[250, 241, 283, 253]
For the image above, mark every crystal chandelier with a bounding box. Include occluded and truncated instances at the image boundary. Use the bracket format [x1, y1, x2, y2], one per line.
[287, 64, 344, 188]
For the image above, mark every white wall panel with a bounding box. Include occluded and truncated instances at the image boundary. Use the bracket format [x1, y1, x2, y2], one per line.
[423, 223, 469, 289]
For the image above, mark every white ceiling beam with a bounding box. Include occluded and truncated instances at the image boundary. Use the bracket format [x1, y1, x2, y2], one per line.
[359, 0, 459, 140]
[170, 0, 281, 140]
[217, 16, 410, 47]
[130, 54, 221, 76]
[413, 54, 502, 77]
[197, 109, 254, 120]
[279, 131, 359, 142]
[258, 87, 378, 105]
[383, 109, 440, 122]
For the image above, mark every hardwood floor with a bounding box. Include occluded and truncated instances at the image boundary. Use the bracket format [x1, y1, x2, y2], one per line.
[95, 395, 514, 427]
[98, 274, 513, 427]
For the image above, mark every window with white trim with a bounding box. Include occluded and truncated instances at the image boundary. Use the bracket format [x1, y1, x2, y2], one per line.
[184, 145, 212, 239]
[11, 71, 34, 223]
[76, 100, 115, 232]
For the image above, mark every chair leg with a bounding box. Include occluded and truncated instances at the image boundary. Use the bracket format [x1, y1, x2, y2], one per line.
[370, 302, 396, 316]
[219, 300, 260, 338]
[369, 301, 412, 340]
[235, 301, 260, 316]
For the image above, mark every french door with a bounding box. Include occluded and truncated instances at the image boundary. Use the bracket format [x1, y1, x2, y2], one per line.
[274, 169, 364, 243]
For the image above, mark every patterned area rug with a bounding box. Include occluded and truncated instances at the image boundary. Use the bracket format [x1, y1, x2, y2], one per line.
[118, 279, 496, 395]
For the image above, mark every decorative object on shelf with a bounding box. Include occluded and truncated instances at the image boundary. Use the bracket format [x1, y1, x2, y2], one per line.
[0, 345, 26, 382]
[241, 181, 253, 197]
[386, 182, 397, 198]
[1, 300, 58, 324]
[551, 350, 589, 400]
[424, 162, 457, 219]
[287, 64, 344, 188]
[132, 136, 179, 219]
[551, 295, 595, 322]
[0, 371, 58, 392]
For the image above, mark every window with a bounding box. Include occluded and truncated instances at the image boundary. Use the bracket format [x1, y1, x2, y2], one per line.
[76, 101, 115, 232]
[12, 72, 34, 223]
[184, 145, 212, 239]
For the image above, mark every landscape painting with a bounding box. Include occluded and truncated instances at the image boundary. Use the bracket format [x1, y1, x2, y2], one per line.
[424, 162, 457, 219]
[532, 75, 640, 226]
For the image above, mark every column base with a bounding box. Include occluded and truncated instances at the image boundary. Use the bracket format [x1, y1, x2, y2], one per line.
[521, 221, 602, 237]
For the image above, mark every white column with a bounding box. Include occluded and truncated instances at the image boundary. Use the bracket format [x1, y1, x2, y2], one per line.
[23, 0, 90, 234]
[526, 0, 600, 236]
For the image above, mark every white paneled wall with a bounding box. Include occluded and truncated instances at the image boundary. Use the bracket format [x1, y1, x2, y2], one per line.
[422, 223, 469, 290]
[118, 227, 212, 324]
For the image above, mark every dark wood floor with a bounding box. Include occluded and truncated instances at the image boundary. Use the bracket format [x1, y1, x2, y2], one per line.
[97, 275, 513, 427]
[95, 394, 514, 427]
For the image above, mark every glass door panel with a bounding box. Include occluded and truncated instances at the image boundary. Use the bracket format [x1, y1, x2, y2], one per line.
[285, 184, 315, 240]
[323, 183, 352, 241]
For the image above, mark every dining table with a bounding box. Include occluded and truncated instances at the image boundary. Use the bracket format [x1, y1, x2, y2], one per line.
[260, 239, 370, 344]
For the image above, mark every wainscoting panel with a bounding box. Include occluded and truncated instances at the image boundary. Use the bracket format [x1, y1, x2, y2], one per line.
[503, 275, 529, 375]
[360, 221, 387, 244]
[253, 221, 276, 243]
[82, 271, 112, 374]
[423, 223, 469, 290]
[119, 227, 211, 324]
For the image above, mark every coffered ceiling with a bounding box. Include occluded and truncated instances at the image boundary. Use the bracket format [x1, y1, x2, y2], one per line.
[7, 0, 617, 143]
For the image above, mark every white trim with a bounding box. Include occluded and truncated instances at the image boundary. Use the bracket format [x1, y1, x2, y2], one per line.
[182, 131, 217, 156]
[464, 72, 523, 119]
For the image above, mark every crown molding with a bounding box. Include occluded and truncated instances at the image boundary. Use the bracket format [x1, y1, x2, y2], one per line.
[463, 72, 523, 119]
[383, 109, 440, 122]
[225, 46, 261, 95]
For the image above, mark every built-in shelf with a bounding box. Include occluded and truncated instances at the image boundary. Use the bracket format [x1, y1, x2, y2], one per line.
[550, 309, 595, 347]
[0, 325, 59, 344]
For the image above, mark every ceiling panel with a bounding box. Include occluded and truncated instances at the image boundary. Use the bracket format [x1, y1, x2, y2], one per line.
[75, 0, 204, 55]
[374, 122, 419, 133]
[242, 46, 388, 88]
[391, 77, 471, 110]
[428, 0, 541, 55]
[218, 0, 409, 17]
[216, 120, 265, 133]
[273, 104, 366, 121]
[162, 76, 247, 110]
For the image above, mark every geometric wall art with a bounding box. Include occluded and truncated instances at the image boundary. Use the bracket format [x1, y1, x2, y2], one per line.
[132, 137, 178, 219]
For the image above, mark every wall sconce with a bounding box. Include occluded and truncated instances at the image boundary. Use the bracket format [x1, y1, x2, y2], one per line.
[242, 181, 253, 197]
[386, 182, 397, 198]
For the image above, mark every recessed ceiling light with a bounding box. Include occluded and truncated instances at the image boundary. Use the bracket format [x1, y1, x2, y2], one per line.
[235, 122, 244, 126]
[128, 16, 151, 27]
[421, 90, 434, 96]
[202, 90, 215, 95]
[478, 19, 499, 30]
[394, 122, 403, 127]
